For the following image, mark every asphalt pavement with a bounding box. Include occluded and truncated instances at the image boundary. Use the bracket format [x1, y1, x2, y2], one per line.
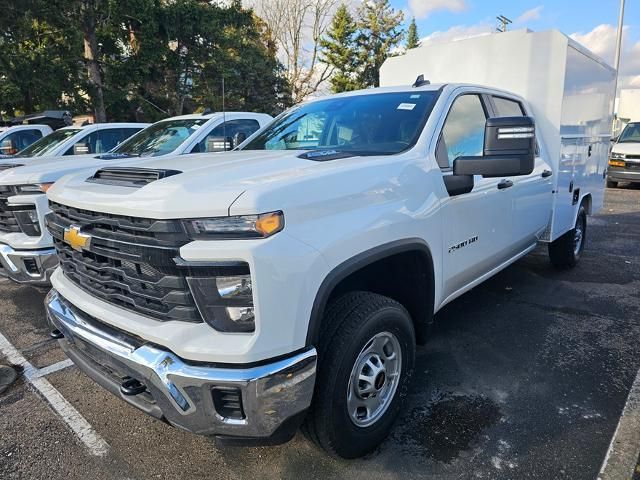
[0, 184, 639, 480]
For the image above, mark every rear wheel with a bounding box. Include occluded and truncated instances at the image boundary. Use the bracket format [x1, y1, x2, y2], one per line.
[303, 291, 415, 458]
[606, 180, 618, 188]
[548, 205, 587, 268]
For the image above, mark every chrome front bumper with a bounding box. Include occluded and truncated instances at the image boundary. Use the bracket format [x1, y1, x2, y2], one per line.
[45, 289, 317, 442]
[0, 244, 57, 285]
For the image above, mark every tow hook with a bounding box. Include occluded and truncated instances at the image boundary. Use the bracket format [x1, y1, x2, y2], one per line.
[50, 329, 64, 339]
[120, 377, 147, 396]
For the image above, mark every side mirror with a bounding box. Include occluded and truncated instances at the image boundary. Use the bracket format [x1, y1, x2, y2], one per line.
[73, 143, 90, 155]
[206, 136, 233, 152]
[453, 116, 536, 178]
[233, 131, 247, 147]
[610, 135, 618, 143]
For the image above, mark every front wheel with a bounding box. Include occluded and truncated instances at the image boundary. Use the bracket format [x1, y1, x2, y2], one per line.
[548, 205, 587, 268]
[303, 292, 415, 458]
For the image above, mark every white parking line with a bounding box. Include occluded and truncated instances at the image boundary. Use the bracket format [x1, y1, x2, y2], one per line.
[598, 367, 640, 480]
[0, 332, 109, 457]
[32, 358, 74, 378]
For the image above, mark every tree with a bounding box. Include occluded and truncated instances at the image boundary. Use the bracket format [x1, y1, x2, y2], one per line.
[355, 0, 404, 88]
[251, 0, 339, 103]
[406, 17, 420, 49]
[320, 4, 360, 93]
[0, 0, 85, 116]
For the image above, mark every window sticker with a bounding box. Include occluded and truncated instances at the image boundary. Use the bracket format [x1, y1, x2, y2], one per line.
[397, 103, 416, 111]
[410, 94, 421, 99]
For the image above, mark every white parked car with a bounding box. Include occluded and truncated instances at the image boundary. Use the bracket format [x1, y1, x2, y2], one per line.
[44, 30, 613, 458]
[0, 124, 53, 156]
[0, 113, 271, 285]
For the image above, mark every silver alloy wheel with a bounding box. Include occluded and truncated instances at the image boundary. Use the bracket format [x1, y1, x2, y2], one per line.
[347, 331, 402, 428]
[574, 215, 585, 256]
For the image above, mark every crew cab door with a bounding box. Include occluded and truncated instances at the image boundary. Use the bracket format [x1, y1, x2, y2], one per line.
[436, 92, 514, 299]
[488, 95, 553, 248]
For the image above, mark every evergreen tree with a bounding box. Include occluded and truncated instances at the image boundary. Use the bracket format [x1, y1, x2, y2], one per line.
[406, 17, 420, 49]
[320, 4, 360, 93]
[355, 0, 404, 88]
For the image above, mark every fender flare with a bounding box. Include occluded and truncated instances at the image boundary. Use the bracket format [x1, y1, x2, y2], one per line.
[305, 238, 435, 346]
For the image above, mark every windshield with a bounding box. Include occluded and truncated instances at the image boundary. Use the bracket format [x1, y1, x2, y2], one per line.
[17, 128, 80, 157]
[242, 91, 439, 155]
[618, 123, 640, 143]
[112, 118, 208, 157]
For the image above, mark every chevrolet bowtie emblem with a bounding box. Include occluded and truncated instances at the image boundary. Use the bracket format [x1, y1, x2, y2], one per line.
[63, 225, 91, 252]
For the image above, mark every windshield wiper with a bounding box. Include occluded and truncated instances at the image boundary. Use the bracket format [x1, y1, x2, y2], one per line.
[97, 152, 142, 160]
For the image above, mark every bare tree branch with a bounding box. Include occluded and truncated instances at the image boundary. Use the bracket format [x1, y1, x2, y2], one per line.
[251, 0, 339, 103]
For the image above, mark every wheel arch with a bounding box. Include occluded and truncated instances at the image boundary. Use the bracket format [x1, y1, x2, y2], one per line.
[305, 239, 436, 347]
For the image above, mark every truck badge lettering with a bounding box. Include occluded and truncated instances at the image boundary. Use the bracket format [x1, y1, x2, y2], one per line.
[448, 235, 479, 254]
[63, 225, 91, 252]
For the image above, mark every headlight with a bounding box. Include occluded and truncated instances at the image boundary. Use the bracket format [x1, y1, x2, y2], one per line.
[183, 211, 284, 240]
[610, 152, 625, 160]
[187, 272, 255, 332]
[16, 183, 54, 194]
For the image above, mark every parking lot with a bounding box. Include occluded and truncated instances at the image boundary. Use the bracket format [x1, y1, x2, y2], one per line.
[0, 185, 638, 480]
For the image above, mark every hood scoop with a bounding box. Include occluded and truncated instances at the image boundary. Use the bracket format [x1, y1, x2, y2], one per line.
[87, 167, 182, 188]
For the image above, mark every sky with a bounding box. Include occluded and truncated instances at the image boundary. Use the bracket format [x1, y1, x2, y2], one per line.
[390, 0, 640, 88]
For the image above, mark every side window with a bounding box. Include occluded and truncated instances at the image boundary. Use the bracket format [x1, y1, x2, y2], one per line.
[0, 131, 42, 154]
[96, 128, 141, 153]
[65, 132, 98, 155]
[192, 119, 261, 153]
[437, 94, 487, 168]
[492, 96, 525, 117]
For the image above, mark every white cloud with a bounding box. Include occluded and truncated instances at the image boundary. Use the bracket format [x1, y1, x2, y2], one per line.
[419, 22, 493, 45]
[570, 24, 640, 88]
[408, 0, 467, 19]
[514, 5, 543, 24]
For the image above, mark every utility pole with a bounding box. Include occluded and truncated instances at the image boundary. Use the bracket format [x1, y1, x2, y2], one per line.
[612, 0, 626, 134]
[496, 15, 512, 33]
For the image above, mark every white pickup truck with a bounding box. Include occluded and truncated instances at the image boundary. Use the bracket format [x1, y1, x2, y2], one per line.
[0, 113, 271, 285]
[0, 124, 53, 156]
[44, 30, 615, 458]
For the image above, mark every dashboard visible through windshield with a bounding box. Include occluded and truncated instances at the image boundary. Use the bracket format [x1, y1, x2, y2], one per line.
[17, 128, 80, 157]
[242, 91, 440, 156]
[112, 119, 208, 157]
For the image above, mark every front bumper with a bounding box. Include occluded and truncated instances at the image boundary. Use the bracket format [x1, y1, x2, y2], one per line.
[607, 169, 640, 184]
[0, 244, 57, 285]
[45, 289, 317, 443]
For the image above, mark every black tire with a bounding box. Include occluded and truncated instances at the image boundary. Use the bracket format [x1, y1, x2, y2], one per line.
[548, 205, 587, 268]
[303, 291, 415, 459]
[606, 180, 618, 188]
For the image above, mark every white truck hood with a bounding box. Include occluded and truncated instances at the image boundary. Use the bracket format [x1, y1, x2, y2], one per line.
[612, 142, 640, 156]
[47, 151, 338, 218]
[0, 154, 115, 185]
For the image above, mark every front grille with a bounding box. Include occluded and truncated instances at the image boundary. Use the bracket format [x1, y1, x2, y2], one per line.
[0, 186, 22, 233]
[46, 201, 203, 323]
[626, 154, 640, 160]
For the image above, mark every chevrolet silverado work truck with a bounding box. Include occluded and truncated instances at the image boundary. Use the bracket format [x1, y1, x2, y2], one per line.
[44, 30, 615, 458]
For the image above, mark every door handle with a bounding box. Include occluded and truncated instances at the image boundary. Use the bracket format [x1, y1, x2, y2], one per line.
[497, 179, 513, 190]
[542, 169, 553, 178]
